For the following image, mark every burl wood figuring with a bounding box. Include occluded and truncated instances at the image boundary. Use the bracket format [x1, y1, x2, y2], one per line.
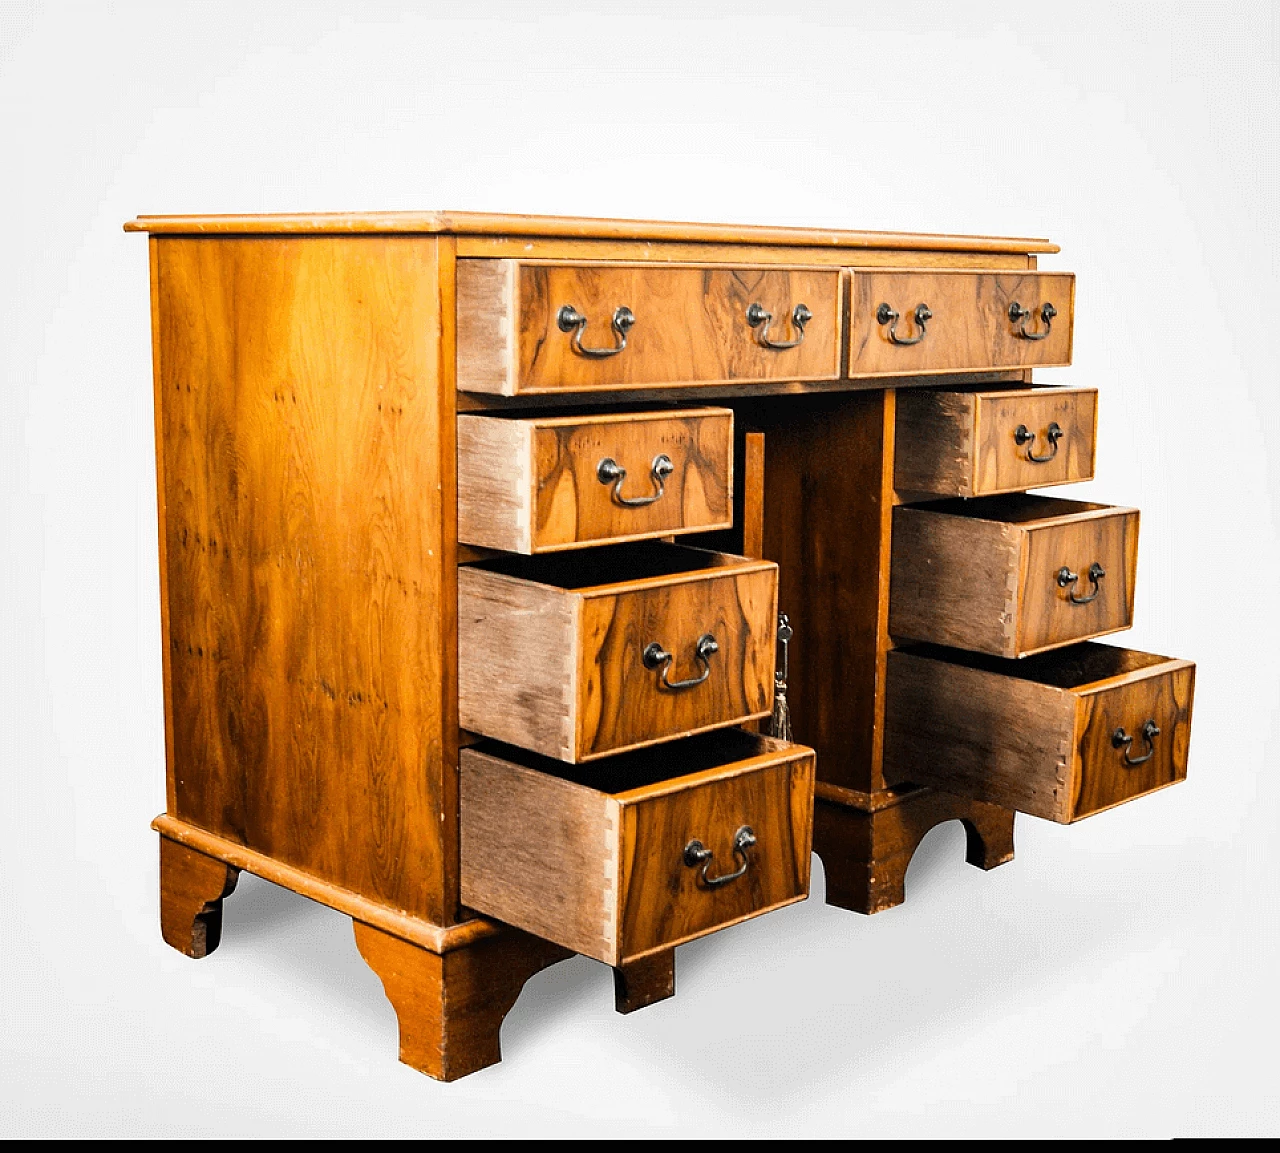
[129, 210, 1193, 1081]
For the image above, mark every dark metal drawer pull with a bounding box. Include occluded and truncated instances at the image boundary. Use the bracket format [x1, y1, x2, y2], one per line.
[642, 633, 719, 691]
[683, 825, 757, 888]
[557, 304, 635, 358]
[596, 454, 674, 507]
[1015, 421, 1064, 463]
[1057, 561, 1105, 604]
[1113, 719, 1161, 766]
[877, 302, 932, 346]
[1009, 300, 1058, 341]
[746, 302, 812, 350]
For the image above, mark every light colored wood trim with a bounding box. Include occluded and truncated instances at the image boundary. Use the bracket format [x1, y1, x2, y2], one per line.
[457, 567, 579, 761]
[125, 210, 1060, 253]
[455, 370, 1027, 411]
[575, 553, 776, 598]
[455, 258, 516, 396]
[459, 751, 617, 965]
[522, 405, 732, 429]
[152, 816, 499, 954]
[611, 739, 814, 803]
[458, 240, 1045, 267]
[1072, 655, 1195, 696]
[149, 237, 177, 815]
[457, 415, 533, 553]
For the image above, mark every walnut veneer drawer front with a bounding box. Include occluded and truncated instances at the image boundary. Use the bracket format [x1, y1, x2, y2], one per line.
[457, 408, 733, 553]
[848, 270, 1075, 377]
[895, 387, 1098, 498]
[891, 494, 1138, 658]
[456, 261, 842, 394]
[461, 730, 815, 966]
[885, 644, 1194, 823]
[458, 544, 777, 761]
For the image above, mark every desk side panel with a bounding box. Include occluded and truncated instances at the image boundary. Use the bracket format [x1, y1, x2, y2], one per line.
[153, 235, 454, 922]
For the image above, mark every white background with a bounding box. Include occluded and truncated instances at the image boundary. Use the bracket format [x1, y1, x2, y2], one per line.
[2, 0, 1278, 1137]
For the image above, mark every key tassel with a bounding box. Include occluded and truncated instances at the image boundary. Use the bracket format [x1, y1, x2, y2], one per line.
[769, 612, 793, 741]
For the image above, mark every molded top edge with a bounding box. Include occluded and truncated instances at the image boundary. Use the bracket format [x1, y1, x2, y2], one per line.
[123, 210, 1060, 253]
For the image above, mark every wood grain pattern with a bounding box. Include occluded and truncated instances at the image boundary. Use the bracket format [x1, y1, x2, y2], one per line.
[457, 566, 579, 759]
[754, 392, 897, 793]
[890, 495, 1139, 658]
[126, 210, 1060, 253]
[457, 261, 842, 394]
[1074, 661, 1195, 819]
[459, 732, 814, 966]
[884, 644, 1194, 823]
[894, 386, 1097, 497]
[848, 270, 1075, 377]
[353, 921, 570, 1082]
[153, 814, 500, 954]
[457, 408, 733, 553]
[458, 546, 777, 761]
[154, 235, 457, 922]
[159, 834, 240, 958]
[456, 239, 1045, 268]
[814, 790, 1015, 914]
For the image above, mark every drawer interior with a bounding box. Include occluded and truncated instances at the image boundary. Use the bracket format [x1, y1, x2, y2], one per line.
[895, 641, 1175, 688]
[460, 729, 815, 965]
[902, 492, 1115, 523]
[470, 727, 787, 794]
[464, 540, 750, 590]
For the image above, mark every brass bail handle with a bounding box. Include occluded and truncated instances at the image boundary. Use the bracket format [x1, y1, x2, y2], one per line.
[746, 302, 812, 350]
[683, 825, 757, 888]
[557, 304, 635, 358]
[1057, 561, 1105, 605]
[1009, 300, 1058, 341]
[1014, 421, 1064, 463]
[642, 633, 719, 691]
[596, 454, 675, 507]
[877, 301, 932, 345]
[1113, 718, 1161, 766]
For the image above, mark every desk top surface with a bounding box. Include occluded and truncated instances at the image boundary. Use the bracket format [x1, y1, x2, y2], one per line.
[123, 210, 1058, 254]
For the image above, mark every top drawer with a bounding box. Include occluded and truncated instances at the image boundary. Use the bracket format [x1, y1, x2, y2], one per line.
[847, 270, 1074, 377]
[456, 261, 842, 395]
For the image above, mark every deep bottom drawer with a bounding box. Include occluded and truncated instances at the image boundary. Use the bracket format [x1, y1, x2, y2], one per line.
[885, 643, 1194, 823]
[460, 729, 815, 966]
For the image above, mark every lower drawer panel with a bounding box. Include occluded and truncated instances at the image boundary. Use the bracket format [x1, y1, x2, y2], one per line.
[884, 643, 1194, 823]
[460, 730, 815, 966]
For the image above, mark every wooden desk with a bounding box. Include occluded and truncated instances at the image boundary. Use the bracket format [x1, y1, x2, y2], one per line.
[126, 211, 1194, 1080]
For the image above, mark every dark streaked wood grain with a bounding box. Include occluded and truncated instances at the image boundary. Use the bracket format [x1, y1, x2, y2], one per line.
[890, 496, 1139, 658]
[848, 270, 1074, 377]
[459, 732, 814, 966]
[894, 386, 1097, 497]
[884, 644, 1195, 823]
[155, 235, 456, 922]
[458, 262, 841, 394]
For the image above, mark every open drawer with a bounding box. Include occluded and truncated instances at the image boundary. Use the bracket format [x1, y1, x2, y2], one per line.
[460, 729, 815, 966]
[884, 642, 1195, 823]
[459, 543, 777, 762]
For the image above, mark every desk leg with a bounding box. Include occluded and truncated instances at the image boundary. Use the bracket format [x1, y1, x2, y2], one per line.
[814, 790, 1016, 915]
[159, 834, 240, 958]
[613, 950, 676, 1014]
[353, 922, 570, 1081]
